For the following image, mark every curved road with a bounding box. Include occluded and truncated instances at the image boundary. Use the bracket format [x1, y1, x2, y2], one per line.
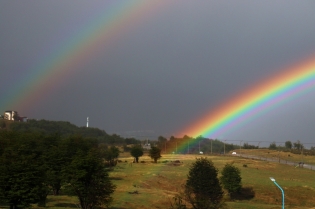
[235, 154, 315, 171]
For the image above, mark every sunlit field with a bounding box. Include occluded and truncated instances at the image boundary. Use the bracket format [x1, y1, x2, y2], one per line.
[109, 153, 315, 209]
[3, 152, 314, 209]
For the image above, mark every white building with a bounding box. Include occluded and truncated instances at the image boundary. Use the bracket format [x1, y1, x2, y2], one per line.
[3, 110, 27, 122]
[4, 110, 18, 121]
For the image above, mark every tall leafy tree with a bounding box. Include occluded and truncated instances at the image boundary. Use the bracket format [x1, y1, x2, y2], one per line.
[185, 158, 223, 209]
[293, 140, 303, 150]
[63, 149, 116, 209]
[130, 145, 143, 163]
[0, 134, 47, 209]
[269, 142, 277, 150]
[44, 143, 65, 195]
[220, 163, 242, 198]
[101, 145, 120, 166]
[285, 141, 292, 149]
[157, 136, 167, 150]
[149, 146, 162, 163]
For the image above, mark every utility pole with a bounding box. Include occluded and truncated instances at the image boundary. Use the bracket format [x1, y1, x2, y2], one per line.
[165, 142, 166, 153]
[176, 141, 177, 154]
[223, 142, 225, 155]
[211, 139, 212, 154]
[278, 151, 280, 163]
[223, 140, 226, 155]
[302, 146, 304, 167]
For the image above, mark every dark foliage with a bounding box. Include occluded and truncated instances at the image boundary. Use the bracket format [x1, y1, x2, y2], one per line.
[220, 163, 242, 198]
[130, 145, 144, 163]
[8, 119, 121, 143]
[149, 146, 162, 163]
[243, 143, 258, 149]
[0, 130, 116, 208]
[185, 158, 224, 209]
[63, 149, 116, 209]
[0, 132, 47, 208]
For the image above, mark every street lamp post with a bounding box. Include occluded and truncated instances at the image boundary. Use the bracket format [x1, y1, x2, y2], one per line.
[257, 141, 261, 159]
[270, 177, 284, 209]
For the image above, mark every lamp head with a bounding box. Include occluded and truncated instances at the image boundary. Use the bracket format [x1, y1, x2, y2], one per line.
[270, 177, 276, 182]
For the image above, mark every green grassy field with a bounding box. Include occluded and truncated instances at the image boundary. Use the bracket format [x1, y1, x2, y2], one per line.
[107, 153, 315, 209]
[3, 152, 315, 209]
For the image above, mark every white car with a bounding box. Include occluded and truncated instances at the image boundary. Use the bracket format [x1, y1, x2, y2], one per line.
[232, 152, 237, 155]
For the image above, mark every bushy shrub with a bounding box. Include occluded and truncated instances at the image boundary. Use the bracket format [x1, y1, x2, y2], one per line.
[220, 163, 242, 198]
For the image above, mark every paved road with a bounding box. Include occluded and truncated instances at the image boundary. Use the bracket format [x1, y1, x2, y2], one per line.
[234, 154, 315, 171]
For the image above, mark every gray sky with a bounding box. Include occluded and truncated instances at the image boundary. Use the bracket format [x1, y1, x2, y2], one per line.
[1, 1, 315, 146]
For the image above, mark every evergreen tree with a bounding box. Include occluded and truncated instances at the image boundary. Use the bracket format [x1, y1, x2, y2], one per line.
[220, 163, 242, 198]
[185, 158, 224, 209]
[149, 146, 162, 163]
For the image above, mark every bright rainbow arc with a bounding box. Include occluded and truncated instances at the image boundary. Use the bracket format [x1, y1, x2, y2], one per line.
[186, 58, 315, 138]
[2, 2, 315, 154]
[174, 57, 315, 153]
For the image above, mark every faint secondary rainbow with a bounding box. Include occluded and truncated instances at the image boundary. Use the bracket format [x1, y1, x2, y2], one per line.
[174, 56, 315, 152]
[2, 1, 169, 112]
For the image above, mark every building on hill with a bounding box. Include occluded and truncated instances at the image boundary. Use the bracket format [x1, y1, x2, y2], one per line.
[4, 110, 28, 122]
[4, 110, 17, 121]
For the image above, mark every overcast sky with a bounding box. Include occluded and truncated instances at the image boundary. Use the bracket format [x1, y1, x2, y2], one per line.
[1, 1, 315, 146]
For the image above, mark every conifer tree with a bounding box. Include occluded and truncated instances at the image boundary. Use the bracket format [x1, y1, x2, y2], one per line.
[149, 146, 162, 163]
[185, 158, 223, 209]
[220, 163, 242, 198]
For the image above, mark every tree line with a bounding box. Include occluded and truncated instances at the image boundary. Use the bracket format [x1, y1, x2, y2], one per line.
[155, 135, 238, 154]
[0, 126, 165, 209]
[269, 140, 315, 155]
[2, 119, 141, 145]
[0, 130, 116, 209]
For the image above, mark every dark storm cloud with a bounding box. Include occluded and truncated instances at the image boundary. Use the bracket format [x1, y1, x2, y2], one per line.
[1, 1, 315, 145]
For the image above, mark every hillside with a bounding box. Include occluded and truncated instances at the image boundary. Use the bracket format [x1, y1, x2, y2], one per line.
[1, 119, 127, 144]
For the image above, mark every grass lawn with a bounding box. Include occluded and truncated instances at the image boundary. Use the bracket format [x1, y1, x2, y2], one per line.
[108, 153, 315, 209]
[3, 152, 315, 209]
